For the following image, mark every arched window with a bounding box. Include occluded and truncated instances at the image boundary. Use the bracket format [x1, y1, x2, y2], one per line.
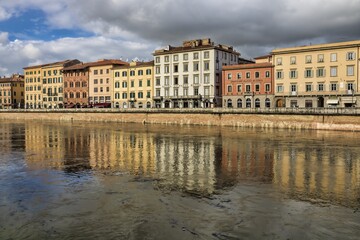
[115, 81, 120, 88]
[146, 101, 151, 108]
[237, 99, 242, 108]
[255, 98, 260, 108]
[265, 98, 271, 108]
[122, 71, 127, 77]
[227, 99, 232, 108]
[115, 71, 120, 77]
[115, 93, 120, 99]
[246, 98, 251, 108]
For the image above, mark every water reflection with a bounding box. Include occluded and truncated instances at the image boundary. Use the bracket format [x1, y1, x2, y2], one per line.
[7, 122, 357, 208]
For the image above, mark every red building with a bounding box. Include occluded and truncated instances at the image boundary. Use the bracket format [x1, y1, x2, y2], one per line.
[63, 63, 90, 108]
[222, 55, 274, 108]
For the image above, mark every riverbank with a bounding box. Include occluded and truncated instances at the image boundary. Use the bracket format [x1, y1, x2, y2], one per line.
[1, 108, 360, 131]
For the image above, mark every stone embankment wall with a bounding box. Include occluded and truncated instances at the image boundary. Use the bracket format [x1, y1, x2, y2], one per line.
[1, 109, 360, 131]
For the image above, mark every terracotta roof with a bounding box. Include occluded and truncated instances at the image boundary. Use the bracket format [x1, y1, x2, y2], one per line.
[23, 60, 77, 70]
[222, 62, 273, 70]
[86, 59, 129, 67]
[254, 54, 272, 59]
[63, 62, 91, 71]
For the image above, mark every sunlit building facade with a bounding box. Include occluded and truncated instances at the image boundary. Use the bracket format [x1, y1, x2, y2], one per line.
[0, 74, 24, 109]
[113, 61, 154, 108]
[272, 40, 360, 108]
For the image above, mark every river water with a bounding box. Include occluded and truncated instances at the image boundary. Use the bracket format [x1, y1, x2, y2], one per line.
[0, 121, 359, 239]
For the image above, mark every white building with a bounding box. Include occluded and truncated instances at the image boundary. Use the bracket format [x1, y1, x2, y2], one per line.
[153, 38, 240, 108]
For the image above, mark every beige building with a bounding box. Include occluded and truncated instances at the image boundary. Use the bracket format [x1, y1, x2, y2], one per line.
[0, 74, 24, 109]
[24, 60, 80, 109]
[113, 61, 154, 108]
[88, 59, 128, 107]
[272, 40, 360, 108]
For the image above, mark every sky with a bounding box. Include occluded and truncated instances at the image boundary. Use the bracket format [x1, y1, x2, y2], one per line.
[0, 0, 360, 76]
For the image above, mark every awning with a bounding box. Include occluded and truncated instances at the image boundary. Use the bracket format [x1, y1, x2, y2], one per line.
[341, 97, 356, 104]
[326, 99, 339, 105]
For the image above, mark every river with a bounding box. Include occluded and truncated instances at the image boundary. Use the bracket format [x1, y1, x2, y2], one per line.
[0, 121, 359, 239]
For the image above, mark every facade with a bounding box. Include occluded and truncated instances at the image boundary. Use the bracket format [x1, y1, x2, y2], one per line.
[63, 63, 90, 107]
[222, 55, 274, 109]
[88, 59, 128, 107]
[153, 38, 240, 108]
[272, 40, 360, 108]
[0, 74, 24, 109]
[24, 60, 80, 109]
[23, 65, 42, 109]
[113, 61, 154, 108]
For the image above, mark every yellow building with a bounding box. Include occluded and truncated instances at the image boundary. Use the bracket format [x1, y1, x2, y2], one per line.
[113, 61, 154, 108]
[87, 59, 128, 107]
[0, 74, 24, 109]
[272, 40, 360, 108]
[24, 60, 80, 109]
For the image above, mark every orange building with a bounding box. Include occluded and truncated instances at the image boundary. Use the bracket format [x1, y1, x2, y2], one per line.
[222, 55, 274, 108]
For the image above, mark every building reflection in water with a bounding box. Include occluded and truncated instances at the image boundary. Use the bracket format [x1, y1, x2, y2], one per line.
[23, 123, 360, 207]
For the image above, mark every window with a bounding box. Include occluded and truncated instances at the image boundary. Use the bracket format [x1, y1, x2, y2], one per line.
[290, 70, 297, 79]
[316, 68, 325, 77]
[291, 84, 297, 93]
[155, 66, 160, 74]
[347, 82, 354, 91]
[290, 56, 296, 64]
[146, 69, 151, 75]
[318, 83, 324, 91]
[100, 69, 103, 74]
[183, 63, 188, 72]
[164, 76, 169, 86]
[130, 70, 135, 76]
[138, 92, 143, 99]
[347, 65, 354, 76]
[164, 56, 169, 62]
[346, 52, 355, 60]
[155, 89, 160, 97]
[122, 81, 127, 88]
[204, 51, 209, 59]
[164, 65, 169, 73]
[173, 88, 178, 96]
[193, 75, 199, 84]
[227, 73, 232, 80]
[331, 83, 337, 91]
[94, 87, 98, 93]
[331, 53, 337, 62]
[204, 61, 210, 71]
[183, 75, 188, 84]
[193, 52, 199, 59]
[193, 62, 199, 71]
[174, 64, 178, 73]
[255, 72, 260, 78]
[94, 79, 98, 84]
[174, 77, 179, 85]
[276, 71, 283, 79]
[155, 57, 160, 63]
[276, 57, 282, 65]
[147, 79, 151, 87]
[227, 85, 232, 93]
[255, 84, 260, 92]
[237, 73, 242, 79]
[305, 69, 313, 78]
[122, 71, 127, 77]
[265, 84, 270, 92]
[173, 55, 178, 61]
[330, 66, 337, 77]
[306, 84, 312, 92]
[115, 72, 120, 77]
[204, 74, 210, 84]
[246, 72, 250, 78]
[265, 71, 270, 78]
[138, 70, 143, 76]
[122, 92, 128, 99]
[183, 88, 188, 96]
[245, 85, 251, 92]
[139, 80, 142, 87]
[305, 55, 312, 63]
[237, 84, 242, 92]
[194, 87, 199, 95]
[183, 54, 188, 60]
[318, 54, 324, 63]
